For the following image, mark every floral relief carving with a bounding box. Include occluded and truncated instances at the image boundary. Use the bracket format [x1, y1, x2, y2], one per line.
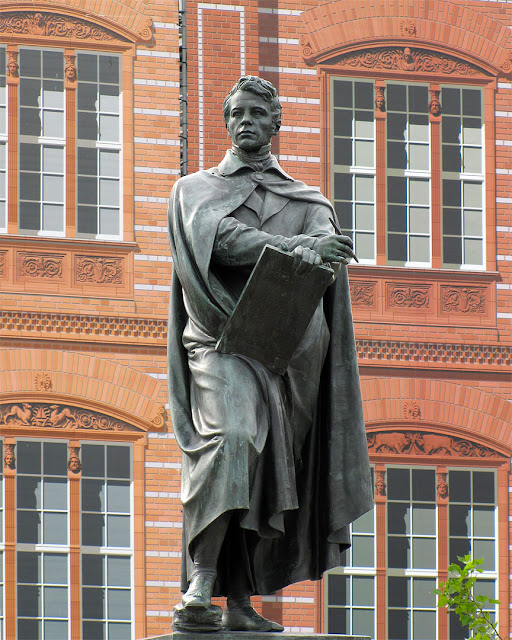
[437, 472, 448, 499]
[20, 253, 63, 279]
[76, 256, 123, 285]
[0, 12, 117, 41]
[399, 19, 417, 38]
[68, 446, 82, 474]
[333, 47, 482, 76]
[441, 287, 486, 314]
[387, 285, 430, 309]
[403, 401, 421, 420]
[34, 373, 52, 392]
[4, 443, 15, 470]
[375, 470, 386, 496]
[366, 431, 502, 458]
[0, 251, 6, 276]
[0, 403, 132, 431]
[6, 50, 18, 77]
[350, 282, 375, 307]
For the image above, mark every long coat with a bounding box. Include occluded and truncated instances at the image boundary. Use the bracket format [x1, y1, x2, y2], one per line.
[167, 152, 373, 595]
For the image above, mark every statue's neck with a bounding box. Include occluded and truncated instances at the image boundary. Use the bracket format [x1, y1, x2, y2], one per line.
[231, 144, 272, 171]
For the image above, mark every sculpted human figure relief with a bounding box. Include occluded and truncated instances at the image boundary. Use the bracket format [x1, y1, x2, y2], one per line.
[167, 76, 373, 632]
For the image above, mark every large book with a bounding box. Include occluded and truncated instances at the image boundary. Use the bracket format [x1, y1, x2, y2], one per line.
[215, 245, 334, 374]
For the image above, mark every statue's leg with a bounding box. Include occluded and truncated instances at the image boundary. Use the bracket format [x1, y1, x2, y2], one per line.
[223, 555, 284, 632]
[182, 512, 231, 609]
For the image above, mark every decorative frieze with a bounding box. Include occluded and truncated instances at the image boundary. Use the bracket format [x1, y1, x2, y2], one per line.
[350, 282, 375, 307]
[0, 403, 134, 432]
[75, 255, 124, 285]
[332, 47, 482, 76]
[441, 286, 486, 314]
[0, 251, 5, 277]
[0, 12, 117, 41]
[367, 430, 503, 458]
[387, 284, 430, 309]
[19, 253, 63, 280]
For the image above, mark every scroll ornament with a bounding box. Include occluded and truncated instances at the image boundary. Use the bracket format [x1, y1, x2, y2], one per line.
[0, 403, 129, 431]
[0, 12, 116, 41]
[367, 431, 501, 458]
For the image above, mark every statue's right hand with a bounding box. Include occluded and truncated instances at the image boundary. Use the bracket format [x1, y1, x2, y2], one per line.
[314, 235, 356, 265]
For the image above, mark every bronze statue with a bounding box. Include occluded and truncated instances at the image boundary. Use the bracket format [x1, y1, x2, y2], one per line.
[167, 76, 373, 632]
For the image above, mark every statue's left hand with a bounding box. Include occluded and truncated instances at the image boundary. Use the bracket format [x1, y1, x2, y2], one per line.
[291, 246, 322, 276]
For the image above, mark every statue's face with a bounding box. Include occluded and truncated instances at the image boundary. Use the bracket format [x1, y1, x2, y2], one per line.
[226, 91, 276, 152]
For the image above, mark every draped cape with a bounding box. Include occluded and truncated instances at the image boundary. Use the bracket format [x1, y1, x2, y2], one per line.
[167, 163, 374, 594]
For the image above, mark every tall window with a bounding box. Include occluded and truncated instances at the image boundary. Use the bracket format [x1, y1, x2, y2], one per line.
[387, 84, 431, 267]
[330, 78, 485, 270]
[0, 45, 122, 240]
[2, 438, 134, 640]
[76, 53, 122, 240]
[16, 441, 69, 639]
[441, 87, 484, 269]
[325, 465, 498, 640]
[81, 443, 132, 640]
[331, 78, 376, 263]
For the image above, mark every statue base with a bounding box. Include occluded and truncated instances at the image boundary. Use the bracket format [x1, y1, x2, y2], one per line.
[146, 633, 370, 639]
[172, 604, 223, 632]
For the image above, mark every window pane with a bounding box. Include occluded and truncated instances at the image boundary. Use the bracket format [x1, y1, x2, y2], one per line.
[77, 54, 97, 82]
[409, 236, 429, 263]
[412, 504, 435, 535]
[388, 536, 409, 568]
[450, 504, 470, 537]
[100, 150, 120, 177]
[82, 513, 105, 546]
[43, 175, 64, 201]
[409, 144, 429, 171]
[334, 138, 351, 166]
[99, 114, 119, 142]
[99, 84, 119, 113]
[107, 515, 130, 547]
[107, 557, 130, 587]
[42, 204, 64, 232]
[17, 552, 41, 583]
[352, 576, 373, 606]
[442, 88, 460, 115]
[83, 445, 105, 477]
[328, 574, 347, 605]
[108, 622, 132, 640]
[462, 89, 481, 116]
[43, 477, 67, 510]
[77, 206, 98, 235]
[388, 577, 409, 607]
[43, 585, 67, 617]
[333, 109, 351, 137]
[351, 536, 374, 567]
[410, 208, 429, 234]
[354, 82, 373, 109]
[83, 621, 105, 640]
[410, 180, 429, 206]
[20, 172, 40, 201]
[17, 511, 41, 544]
[99, 55, 120, 84]
[388, 234, 407, 262]
[43, 80, 64, 108]
[449, 537, 470, 565]
[442, 145, 461, 172]
[78, 177, 98, 205]
[78, 83, 98, 111]
[43, 110, 64, 138]
[107, 589, 130, 620]
[463, 210, 482, 236]
[78, 111, 98, 140]
[352, 509, 374, 534]
[442, 116, 461, 143]
[328, 608, 348, 634]
[352, 610, 374, 639]
[388, 141, 406, 169]
[355, 232, 374, 260]
[18, 585, 41, 616]
[82, 480, 105, 512]
[354, 140, 373, 167]
[387, 84, 406, 111]
[20, 79, 40, 107]
[333, 81, 352, 108]
[463, 182, 482, 208]
[107, 447, 130, 479]
[413, 611, 435, 640]
[43, 146, 64, 174]
[20, 143, 41, 171]
[464, 238, 482, 265]
[44, 554, 67, 584]
[18, 618, 41, 640]
[413, 578, 436, 608]
[473, 506, 494, 538]
[107, 482, 130, 513]
[19, 201, 40, 231]
[44, 620, 68, 640]
[83, 555, 104, 586]
[473, 472, 494, 503]
[20, 107, 41, 136]
[354, 111, 373, 138]
[17, 476, 41, 509]
[387, 113, 406, 140]
[412, 538, 436, 569]
[388, 609, 409, 640]
[443, 236, 461, 265]
[99, 179, 119, 207]
[463, 147, 481, 173]
[83, 587, 105, 619]
[43, 512, 67, 545]
[388, 503, 410, 535]
[473, 540, 494, 571]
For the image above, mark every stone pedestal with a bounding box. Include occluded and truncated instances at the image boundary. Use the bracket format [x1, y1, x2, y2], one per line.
[144, 634, 370, 640]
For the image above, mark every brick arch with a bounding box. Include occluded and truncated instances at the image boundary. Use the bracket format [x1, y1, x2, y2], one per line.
[0, 349, 167, 432]
[360, 378, 512, 457]
[0, 0, 153, 43]
[300, 0, 512, 76]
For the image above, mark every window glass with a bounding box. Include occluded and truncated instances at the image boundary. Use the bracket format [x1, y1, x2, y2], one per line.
[386, 82, 431, 266]
[441, 86, 484, 269]
[77, 52, 121, 239]
[331, 77, 375, 263]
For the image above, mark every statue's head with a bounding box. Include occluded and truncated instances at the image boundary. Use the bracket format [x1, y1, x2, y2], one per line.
[223, 76, 282, 151]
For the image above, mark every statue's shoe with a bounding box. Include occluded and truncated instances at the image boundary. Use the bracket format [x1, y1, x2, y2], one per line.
[222, 605, 284, 632]
[181, 569, 216, 609]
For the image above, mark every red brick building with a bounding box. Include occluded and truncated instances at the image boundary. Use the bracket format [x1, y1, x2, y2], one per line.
[0, 0, 511, 639]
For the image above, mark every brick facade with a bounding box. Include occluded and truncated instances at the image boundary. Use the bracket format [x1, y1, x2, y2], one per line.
[0, 0, 511, 638]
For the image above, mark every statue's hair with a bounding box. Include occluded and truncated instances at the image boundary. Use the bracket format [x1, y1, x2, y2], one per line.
[223, 76, 282, 128]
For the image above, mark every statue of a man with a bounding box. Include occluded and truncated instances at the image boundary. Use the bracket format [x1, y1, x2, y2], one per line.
[167, 76, 373, 632]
